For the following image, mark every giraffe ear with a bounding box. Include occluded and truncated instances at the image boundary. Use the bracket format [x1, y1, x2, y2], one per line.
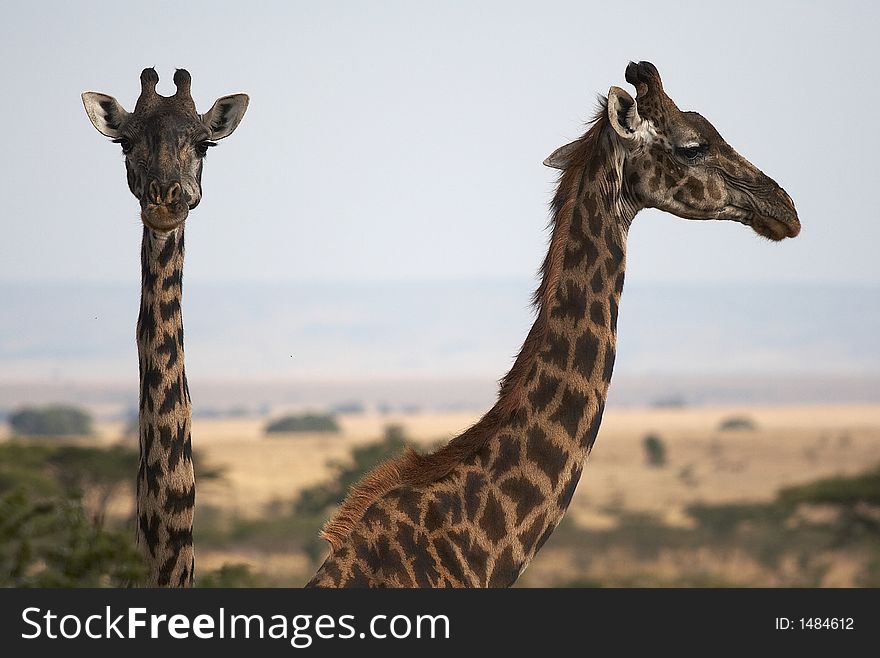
[201, 94, 250, 140]
[82, 92, 130, 138]
[543, 139, 582, 170]
[607, 86, 643, 141]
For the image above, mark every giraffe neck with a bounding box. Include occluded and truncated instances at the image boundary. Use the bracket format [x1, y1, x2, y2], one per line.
[492, 131, 633, 575]
[136, 226, 194, 587]
[307, 120, 639, 588]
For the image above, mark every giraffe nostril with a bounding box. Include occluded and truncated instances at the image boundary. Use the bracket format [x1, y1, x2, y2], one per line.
[167, 182, 182, 204]
[148, 180, 162, 204]
[146, 180, 182, 206]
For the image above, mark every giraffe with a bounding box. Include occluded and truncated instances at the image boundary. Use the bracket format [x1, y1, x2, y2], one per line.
[82, 68, 248, 586]
[307, 61, 799, 588]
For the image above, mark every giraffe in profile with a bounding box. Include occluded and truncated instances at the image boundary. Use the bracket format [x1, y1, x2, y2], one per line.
[307, 61, 799, 588]
[82, 69, 248, 586]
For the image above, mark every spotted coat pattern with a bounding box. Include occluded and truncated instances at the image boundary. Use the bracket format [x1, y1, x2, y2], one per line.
[136, 227, 194, 587]
[307, 59, 800, 588]
[84, 68, 248, 588]
[308, 126, 634, 588]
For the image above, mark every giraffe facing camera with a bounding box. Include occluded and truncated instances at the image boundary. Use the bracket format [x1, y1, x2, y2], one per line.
[82, 69, 249, 587]
[82, 68, 248, 233]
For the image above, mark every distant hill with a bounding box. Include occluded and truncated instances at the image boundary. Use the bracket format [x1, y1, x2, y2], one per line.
[1, 280, 877, 410]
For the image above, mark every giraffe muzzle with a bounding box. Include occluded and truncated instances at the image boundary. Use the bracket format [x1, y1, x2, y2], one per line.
[749, 212, 800, 241]
[140, 178, 190, 231]
[751, 186, 800, 241]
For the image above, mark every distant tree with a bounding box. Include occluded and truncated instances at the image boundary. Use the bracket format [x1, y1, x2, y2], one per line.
[643, 434, 667, 467]
[9, 405, 93, 436]
[779, 466, 880, 508]
[718, 415, 758, 431]
[265, 413, 339, 434]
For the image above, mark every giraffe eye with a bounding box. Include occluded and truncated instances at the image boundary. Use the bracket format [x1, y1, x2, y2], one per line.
[675, 145, 707, 163]
[195, 141, 217, 158]
[112, 137, 133, 154]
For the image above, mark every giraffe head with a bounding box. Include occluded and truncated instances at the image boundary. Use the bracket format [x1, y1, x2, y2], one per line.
[547, 61, 799, 240]
[82, 68, 248, 232]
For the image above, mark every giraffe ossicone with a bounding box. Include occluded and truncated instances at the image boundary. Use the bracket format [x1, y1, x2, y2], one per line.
[82, 68, 249, 587]
[308, 61, 799, 588]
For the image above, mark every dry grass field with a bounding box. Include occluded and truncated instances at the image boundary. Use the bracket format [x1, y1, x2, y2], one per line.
[8, 403, 878, 586]
[177, 404, 880, 521]
[170, 404, 880, 585]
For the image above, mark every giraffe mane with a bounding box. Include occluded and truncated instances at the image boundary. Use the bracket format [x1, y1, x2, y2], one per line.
[320, 101, 611, 551]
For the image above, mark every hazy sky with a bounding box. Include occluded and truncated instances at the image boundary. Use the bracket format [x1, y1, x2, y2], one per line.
[1, 1, 877, 287]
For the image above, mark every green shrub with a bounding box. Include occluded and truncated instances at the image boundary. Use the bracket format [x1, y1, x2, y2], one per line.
[687, 501, 788, 536]
[265, 413, 339, 434]
[643, 433, 667, 467]
[779, 466, 880, 507]
[0, 489, 145, 587]
[9, 405, 93, 436]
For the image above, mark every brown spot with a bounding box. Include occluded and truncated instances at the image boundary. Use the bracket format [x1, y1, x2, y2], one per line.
[157, 232, 178, 267]
[573, 330, 600, 379]
[433, 535, 467, 585]
[361, 504, 392, 531]
[551, 281, 587, 321]
[580, 399, 606, 450]
[539, 331, 569, 369]
[480, 492, 507, 543]
[589, 300, 605, 325]
[518, 512, 547, 552]
[499, 476, 545, 525]
[464, 472, 486, 520]
[526, 426, 568, 488]
[469, 541, 489, 584]
[347, 563, 371, 587]
[609, 295, 619, 330]
[491, 436, 521, 477]
[534, 524, 555, 554]
[487, 544, 519, 588]
[377, 536, 409, 585]
[601, 343, 616, 384]
[396, 488, 422, 526]
[397, 523, 439, 587]
[549, 387, 587, 440]
[528, 372, 561, 412]
[557, 464, 584, 509]
[563, 210, 599, 269]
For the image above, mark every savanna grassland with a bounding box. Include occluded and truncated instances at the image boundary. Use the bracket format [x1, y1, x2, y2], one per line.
[3, 403, 880, 587]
